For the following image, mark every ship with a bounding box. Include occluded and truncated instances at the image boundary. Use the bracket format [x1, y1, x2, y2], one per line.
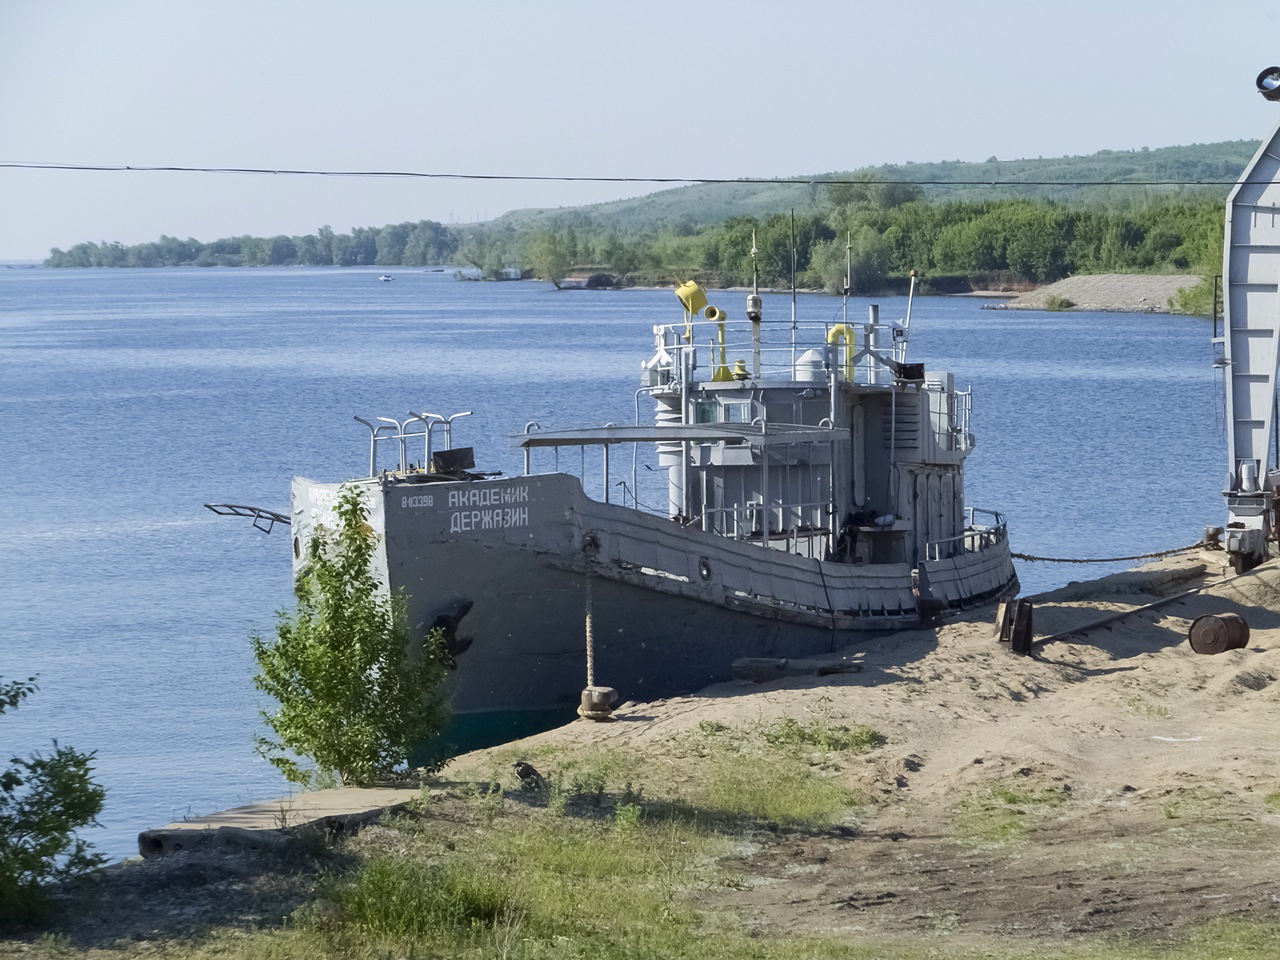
[208, 66, 1280, 760]
[288, 272, 1019, 753]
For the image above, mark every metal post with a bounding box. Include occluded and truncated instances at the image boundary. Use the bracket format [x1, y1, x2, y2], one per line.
[790, 209, 797, 373]
[377, 417, 408, 472]
[522, 421, 541, 476]
[602, 441, 610, 503]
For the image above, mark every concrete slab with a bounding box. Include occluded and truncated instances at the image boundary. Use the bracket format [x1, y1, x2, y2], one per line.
[138, 785, 423, 858]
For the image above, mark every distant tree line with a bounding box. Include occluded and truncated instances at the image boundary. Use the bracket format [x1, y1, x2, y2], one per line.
[513, 188, 1223, 295]
[45, 220, 458, 268]
[44, 188, 1225, 303]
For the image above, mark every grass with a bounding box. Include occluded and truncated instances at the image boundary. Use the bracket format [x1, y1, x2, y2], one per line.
[1044, 293, 1077, 311]
[1123, 695, 1170, 719]
[953, 780, 1070, 845]
[1263, 789, 1280, 811]
[665, 712, 881, 829]
[7, 722, 1278, 960]
[1159, 785, 1228, 822]
[759, 716, 886, 754]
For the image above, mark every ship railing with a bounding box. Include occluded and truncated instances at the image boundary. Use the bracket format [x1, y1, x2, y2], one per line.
[354, 410, 472, 477]
[924, 382, 974, 452]
[699, 498, 833, 559]
[955, 388, 972, 437]
[924, 507, 1008, 562]
[650, 317, 909, 386]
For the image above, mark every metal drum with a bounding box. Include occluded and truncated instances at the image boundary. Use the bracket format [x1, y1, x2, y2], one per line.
[1187, 613, 1250, 655]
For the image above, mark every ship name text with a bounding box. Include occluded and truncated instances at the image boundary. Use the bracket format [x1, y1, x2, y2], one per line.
[450, 506, 529, 532]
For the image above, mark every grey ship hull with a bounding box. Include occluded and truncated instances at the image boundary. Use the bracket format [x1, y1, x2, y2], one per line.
[292, 471, 1016, 750]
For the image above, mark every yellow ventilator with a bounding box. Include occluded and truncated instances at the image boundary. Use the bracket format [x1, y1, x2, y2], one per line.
[827, 323, 857, 381]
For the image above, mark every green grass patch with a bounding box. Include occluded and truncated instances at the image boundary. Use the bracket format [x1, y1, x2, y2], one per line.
[692, 752, 864, 829]
[310, 805, 719, 955]
[1044, 293, 1076, 310]
[760, 716, 886, 754]
[660, 712, 882, 828]
[1263, 789, 1280, 811]
[953, 781, 1069, 845]
[323, 855, 514, 939]
[1124, 695, 1170, 719]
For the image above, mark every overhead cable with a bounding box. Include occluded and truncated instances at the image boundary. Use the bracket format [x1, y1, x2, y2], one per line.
[0, 160, 1265, 188]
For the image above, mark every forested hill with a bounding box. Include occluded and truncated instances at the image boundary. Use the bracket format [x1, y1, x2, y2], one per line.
[45, 139, 1261, 310]
[493, 140, 1260, 234]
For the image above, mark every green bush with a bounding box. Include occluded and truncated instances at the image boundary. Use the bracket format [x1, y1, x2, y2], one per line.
[253, 486, 452, 787]
[0, 677, 106, 927]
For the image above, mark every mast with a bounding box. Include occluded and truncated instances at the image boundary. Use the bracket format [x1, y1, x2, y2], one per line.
[1219, 66, 1280, 573]
[748, 230, 762, 378]
[790, 209, 797, 373]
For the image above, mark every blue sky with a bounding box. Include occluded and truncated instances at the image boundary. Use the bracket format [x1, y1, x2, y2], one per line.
[1, 0, 1275, 260]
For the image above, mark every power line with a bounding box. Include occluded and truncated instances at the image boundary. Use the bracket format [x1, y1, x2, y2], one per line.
[0, 160, 1263, 188]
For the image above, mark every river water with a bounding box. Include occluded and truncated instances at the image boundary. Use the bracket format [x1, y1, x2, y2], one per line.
[0, 266, 1226, 862]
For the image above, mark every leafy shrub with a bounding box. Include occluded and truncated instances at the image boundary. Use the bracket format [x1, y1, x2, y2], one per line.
[1171, 276, 1217, 316]
[253, 486, 452, 787]
[0, 677, 106, 927]
[1043, 294, 1076, 311]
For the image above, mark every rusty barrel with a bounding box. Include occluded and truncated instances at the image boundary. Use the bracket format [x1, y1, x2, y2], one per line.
[1187, 613, 1250, 655]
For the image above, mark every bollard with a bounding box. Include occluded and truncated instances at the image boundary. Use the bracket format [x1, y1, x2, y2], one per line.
[578, 685, 619, 720]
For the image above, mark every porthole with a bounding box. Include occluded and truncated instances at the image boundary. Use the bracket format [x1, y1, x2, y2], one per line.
[698, 557, 712, 580]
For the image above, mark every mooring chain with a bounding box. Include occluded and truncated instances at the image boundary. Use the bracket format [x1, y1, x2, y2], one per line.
[1011, 540, 1209, 564]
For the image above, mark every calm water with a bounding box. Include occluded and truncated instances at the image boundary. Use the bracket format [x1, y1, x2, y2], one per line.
[0, 267, 1226, 861]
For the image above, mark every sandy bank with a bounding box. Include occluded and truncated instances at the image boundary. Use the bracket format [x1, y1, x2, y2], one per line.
[999, 273, 1204, 313]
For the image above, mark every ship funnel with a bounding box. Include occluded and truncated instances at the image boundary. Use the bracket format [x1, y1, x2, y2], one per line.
[1258, 66, 1280, 101]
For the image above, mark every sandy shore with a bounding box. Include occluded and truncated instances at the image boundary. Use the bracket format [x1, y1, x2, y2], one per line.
[450, 549, 1279, 942]
[998, 274, 1204, 313]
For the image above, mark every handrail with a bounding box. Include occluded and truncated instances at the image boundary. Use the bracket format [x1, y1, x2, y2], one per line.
[354, 416, 401, 477]
[377, 417, 410, 472]
[699, 497, 834, 559]
[652, 315, 913, 385]
[925, 510, 1008, 561]
[356, 411, 473, 477]
[406, 411, 444, 467]
[522, 421, 541, 476]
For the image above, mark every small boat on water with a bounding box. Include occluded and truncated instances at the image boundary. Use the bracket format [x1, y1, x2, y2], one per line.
[289, 274, 1018, 752]
[379, 274, 394, 282]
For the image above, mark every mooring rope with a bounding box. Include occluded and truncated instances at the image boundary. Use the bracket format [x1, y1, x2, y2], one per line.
[1011, 540, 1208, 564]
[584, 571, 595, 688]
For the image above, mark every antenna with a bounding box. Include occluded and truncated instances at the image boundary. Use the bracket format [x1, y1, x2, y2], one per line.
[748, 230, 762, 378]
[843, 230, 851, 326]
[790, 210, 797, 372]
